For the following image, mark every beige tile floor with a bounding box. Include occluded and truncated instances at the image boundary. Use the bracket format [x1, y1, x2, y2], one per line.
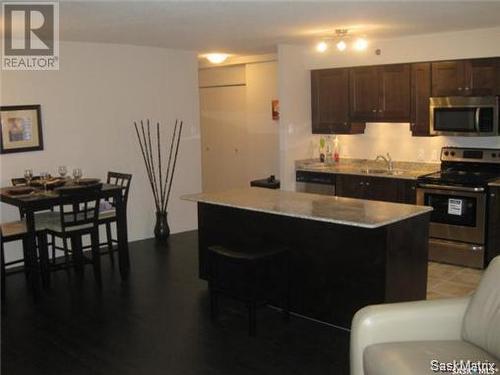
[427, 262, 484, 300]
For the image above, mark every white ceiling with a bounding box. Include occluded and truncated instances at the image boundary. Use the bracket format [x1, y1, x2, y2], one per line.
[59, 1, 500, 55]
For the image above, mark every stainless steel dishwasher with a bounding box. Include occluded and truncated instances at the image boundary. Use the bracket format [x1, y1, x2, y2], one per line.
[296, 170, 335, 195]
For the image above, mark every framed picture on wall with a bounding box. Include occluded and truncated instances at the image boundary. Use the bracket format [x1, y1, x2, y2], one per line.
[0, 105, 44, 154]
[272, 99, 280, 120]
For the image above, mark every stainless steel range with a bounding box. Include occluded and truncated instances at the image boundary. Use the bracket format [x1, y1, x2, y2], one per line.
[417, 147, 500, 268]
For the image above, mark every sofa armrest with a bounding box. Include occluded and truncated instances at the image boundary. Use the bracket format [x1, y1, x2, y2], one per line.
[350, 297, 471, 375]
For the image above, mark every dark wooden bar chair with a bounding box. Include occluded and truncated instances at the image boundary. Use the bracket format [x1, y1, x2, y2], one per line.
[97, 172, 132, 264]
[207, 244, 290, 336]
[11, 177, 58, 263]
[37, 184, 104, 286]
[1, 178, 52, 300]
[0, 222, 30, 301]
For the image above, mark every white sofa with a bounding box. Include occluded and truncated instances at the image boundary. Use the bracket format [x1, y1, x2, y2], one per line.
[350, 256, 500, 375]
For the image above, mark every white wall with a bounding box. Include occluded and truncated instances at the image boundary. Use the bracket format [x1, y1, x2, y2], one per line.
[0, 41, 202, 262]
[278, 27, 500, 190]
[199, 60, 279, 192]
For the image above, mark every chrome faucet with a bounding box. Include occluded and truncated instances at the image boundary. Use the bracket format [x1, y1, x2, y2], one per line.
[375, 153, 394, 171]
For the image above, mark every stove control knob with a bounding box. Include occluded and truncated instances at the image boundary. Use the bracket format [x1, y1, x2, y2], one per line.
[492, 153, 497, 158]
[444, 151, 449, 156]
[450, 151, 456, 156]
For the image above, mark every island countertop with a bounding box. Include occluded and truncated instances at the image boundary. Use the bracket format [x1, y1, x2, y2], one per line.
[182, 187, 432, 229]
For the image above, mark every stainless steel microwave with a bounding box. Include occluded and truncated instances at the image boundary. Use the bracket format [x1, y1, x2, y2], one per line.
[429, 96, 499, 136]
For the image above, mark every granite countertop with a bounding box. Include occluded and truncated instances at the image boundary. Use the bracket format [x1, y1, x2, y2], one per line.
[295, 158, 439, 180]
[182, 187, 432, 229]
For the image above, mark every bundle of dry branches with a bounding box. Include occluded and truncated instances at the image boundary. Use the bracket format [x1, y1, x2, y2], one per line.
[133, 119, 183, 213]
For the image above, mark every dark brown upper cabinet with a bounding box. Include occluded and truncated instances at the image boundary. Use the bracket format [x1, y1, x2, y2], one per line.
[349, 67, 379, 121]
[350, 64, 410, 123]
[410, 63, 433, 137]
[311, 68, 365, 134]
[432, 58, 500, 97]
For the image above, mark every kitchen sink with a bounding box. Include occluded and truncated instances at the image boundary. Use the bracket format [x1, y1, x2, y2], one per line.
[360, 168, 405, 176]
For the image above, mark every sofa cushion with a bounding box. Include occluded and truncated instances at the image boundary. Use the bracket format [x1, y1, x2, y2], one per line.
[364, 340, 498, 375]
[462, 256, 500, 359]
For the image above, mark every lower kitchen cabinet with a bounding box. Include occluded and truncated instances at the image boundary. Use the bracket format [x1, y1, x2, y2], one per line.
[335, 174, 417, 204]
[487, 185, 500, 264]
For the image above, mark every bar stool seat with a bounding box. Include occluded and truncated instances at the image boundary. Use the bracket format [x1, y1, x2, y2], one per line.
[207, 244, 290, 336]
[0, 221, 27, 238]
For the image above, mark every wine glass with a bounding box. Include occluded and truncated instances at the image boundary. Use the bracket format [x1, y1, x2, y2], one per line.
[40, 171, 49, 190]
[72, 168, 82, 183]
[24, 169, 33, 185]
[58, 165, 67, 178]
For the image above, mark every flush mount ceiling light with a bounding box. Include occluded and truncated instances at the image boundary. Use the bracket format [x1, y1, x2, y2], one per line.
[203, 53, 230, 64]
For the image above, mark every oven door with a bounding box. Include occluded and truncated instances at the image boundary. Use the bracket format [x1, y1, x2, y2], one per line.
[416, 184, 486, 244]
[429, 96, 499, 136]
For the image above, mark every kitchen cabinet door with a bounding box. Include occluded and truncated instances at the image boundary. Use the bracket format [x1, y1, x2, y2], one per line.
[399, 180, 417, 204]
[487, 185, 500, 264]
[378, 64, 411, 122]
[410, 63, 433, 136]
[466, 57, 500, 96]
[363, 177, 401, 203]
[310, 68, 365, 134]
[349, 67, 379, 122]
[311, 69, 349, 133]
[431, 61, 466, 96]
[335, 174, 367, 199]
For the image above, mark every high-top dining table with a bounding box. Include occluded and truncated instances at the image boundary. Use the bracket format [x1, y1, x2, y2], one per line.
[0, 182, 130, 294]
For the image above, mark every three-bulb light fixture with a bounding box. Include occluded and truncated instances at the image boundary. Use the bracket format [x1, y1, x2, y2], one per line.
[316, 29, 368, 53]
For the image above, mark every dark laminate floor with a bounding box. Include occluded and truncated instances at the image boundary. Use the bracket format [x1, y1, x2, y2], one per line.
[1, 230, 350, 375]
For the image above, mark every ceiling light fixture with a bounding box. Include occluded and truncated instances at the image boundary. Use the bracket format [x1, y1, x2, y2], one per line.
[204, 53, 230, 64]
[314, 29, 369, 54]
[336, 40, 347, 52]
[353, 38, 368, 51]
[335, 29, 348, 52]
[316, 41, 328, 53]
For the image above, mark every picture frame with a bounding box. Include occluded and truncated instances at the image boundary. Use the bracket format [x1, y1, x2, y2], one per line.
[0, 105, 44, 154]
[272, 99, 280, 120]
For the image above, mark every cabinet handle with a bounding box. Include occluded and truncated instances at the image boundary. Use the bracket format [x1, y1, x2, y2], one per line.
[359, 182, 364, 186]
[372, 109, 377, 113]
[491, 193, 497, 197]
[378, 109, 382, 113]
[465, 87, 470, 90]
[366, 182, 370, 186]
[458, 87, 463, 91]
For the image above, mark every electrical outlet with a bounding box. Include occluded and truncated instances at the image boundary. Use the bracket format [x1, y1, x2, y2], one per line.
[417, 149, 425, 161]
[431, 149, 438, 161]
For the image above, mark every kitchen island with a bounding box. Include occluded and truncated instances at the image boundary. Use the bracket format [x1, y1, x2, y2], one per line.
[183, 187, 432, 328]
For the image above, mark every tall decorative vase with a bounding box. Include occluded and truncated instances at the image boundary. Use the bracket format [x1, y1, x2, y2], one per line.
[154, 211, 170, 242]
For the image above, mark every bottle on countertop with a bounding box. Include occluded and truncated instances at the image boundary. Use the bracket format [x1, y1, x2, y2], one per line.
[325, 135, 333, 163]
[333, 136, 340, 163]
[319, 137, 326, 162]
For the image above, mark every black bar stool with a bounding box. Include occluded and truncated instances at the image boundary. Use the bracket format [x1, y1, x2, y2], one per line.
[207, 244, 290, 336]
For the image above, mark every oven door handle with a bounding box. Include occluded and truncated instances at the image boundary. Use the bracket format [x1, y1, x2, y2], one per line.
[418, 183, 485, 192]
